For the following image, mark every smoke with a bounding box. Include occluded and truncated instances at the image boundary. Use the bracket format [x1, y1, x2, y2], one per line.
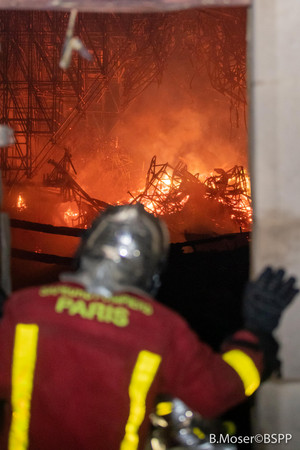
[7, 12, 248, 243]
[111, 51, 248, 241]
[49, 41, 248, 241]
[114, 53, 248, 183]
[56, 31, 248, 210]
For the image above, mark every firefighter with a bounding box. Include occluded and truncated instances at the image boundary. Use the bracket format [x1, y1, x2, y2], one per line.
[0, 204, 297, 450]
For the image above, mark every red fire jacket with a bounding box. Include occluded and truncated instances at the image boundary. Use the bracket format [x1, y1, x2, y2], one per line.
[0, 281, 263, 450]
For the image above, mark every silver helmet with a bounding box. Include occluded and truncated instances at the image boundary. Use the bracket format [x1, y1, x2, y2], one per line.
[70, 204, 170, 297]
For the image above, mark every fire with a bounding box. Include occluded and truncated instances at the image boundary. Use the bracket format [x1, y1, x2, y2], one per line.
[134, 175, 190, 216]
[64, 207, 79, 226]
[129, 156, 192, 216]
[142, 168, 190, 215]
[129, 156, 252, 231]
[16, 194, 27, 211]
[203, 166, 252, 228]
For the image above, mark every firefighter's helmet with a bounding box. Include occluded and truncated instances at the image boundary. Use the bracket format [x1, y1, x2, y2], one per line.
[71, 204, 169, 297]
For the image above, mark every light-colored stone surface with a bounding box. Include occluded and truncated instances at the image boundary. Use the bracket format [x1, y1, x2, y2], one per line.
[253, 380, 300, 449]
[249, 0, 300, 379]
[249, 1, 300, 447]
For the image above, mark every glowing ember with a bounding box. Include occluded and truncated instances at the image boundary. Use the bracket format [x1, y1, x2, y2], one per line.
[16, 194, 27, 211]
[64, 207, 79, 226]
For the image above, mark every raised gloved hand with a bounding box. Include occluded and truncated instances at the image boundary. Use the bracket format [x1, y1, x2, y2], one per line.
[243, 267, 299, 334]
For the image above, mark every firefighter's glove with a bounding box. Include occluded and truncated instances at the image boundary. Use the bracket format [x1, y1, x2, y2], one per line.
[243, 267, 299, 334]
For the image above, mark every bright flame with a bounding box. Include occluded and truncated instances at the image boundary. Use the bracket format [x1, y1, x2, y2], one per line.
[130, 161, 252, 231]
[136, 168, 190, 215]
[17, 194, 27, 211]
[64, 207, 79, 226]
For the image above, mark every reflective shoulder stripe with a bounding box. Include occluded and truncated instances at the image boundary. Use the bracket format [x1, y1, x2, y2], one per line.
[156, 401, 173, 416]
[222, 349, 260, 397]
[9, 324, 39, 450]
[120, 350, 161, 450]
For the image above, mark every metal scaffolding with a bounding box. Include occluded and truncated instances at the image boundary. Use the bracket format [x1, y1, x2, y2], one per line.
[0, 11, 78, 181]
[130, 156, 252, 230]
[0, 8, 247, 185]
[0, 11, 175, 184]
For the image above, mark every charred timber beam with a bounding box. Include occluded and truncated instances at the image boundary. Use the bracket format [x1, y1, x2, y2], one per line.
[10, 232, 250, 267]
[10, 218, 84, 237]
[45, 159, 111, 211]
[11, 248, 73, 265]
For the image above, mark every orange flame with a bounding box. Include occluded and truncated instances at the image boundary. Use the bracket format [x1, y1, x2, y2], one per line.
[17, 194, 27, 211]
[131, 161, 252, 230]
[138, 169, 190, 215]
[203, 167, 252, 226]
[64, 207, 79, 225]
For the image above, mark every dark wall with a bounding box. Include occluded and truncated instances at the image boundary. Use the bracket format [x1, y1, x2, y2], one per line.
[157, 242, 250, 349]
[157, 240, 253, 448]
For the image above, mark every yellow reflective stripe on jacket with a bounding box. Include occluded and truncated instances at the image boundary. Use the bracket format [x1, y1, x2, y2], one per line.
[222, 349, 260, 396]
[156, 401, 173, 416]
[9, 324, 39, 450]
[120, 350, 161, 450]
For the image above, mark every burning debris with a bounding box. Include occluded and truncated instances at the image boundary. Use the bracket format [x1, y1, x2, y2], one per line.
[0, 10, 247, 185]
[129, 156, 196, 216]
[0, 9, 250, 254]
[63, 204, 80, 226]
[204, 165, 252, 229]
[11, 151, 251, 239]
[129, 156, 252, 231]
[16, 194, 27, 212]
[43, 149, 110, 227]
